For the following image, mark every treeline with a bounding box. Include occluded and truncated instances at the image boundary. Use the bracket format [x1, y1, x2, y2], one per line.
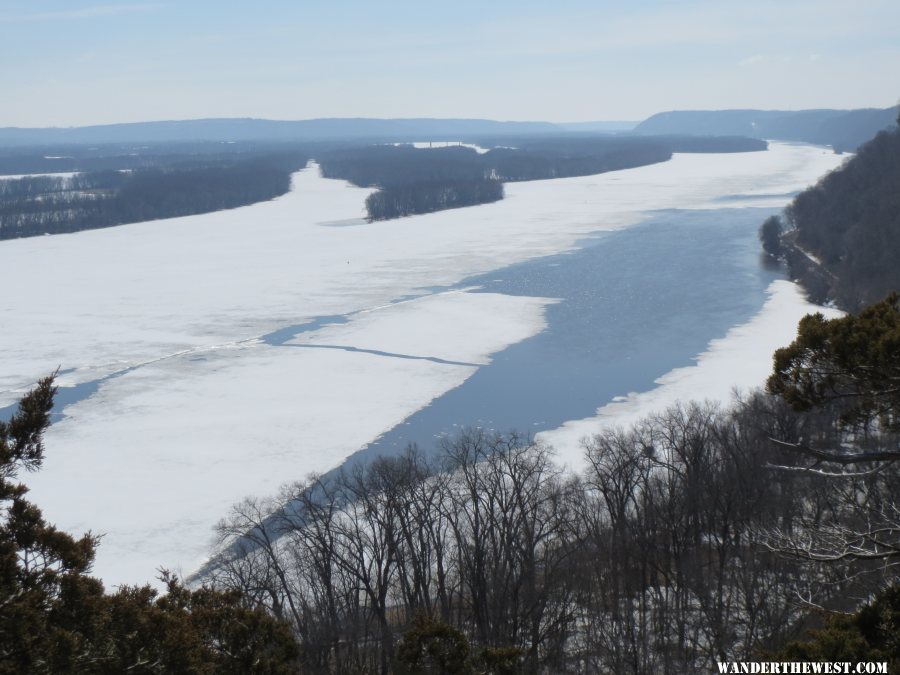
[366, 180, 505, 220]
[0, 140, 312, 176]
[0, 152, 308, 239]
[762, 115, 900, 310]
[208, 397, 895, 673]
[319, 135, 766, 221]
[318, 145, 505, 220]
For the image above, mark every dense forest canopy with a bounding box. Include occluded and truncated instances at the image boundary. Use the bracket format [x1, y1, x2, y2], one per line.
[767, 120, 900, 310]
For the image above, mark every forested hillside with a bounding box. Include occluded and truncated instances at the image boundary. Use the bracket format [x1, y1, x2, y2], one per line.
[318, 145, 505, 219]
[637, 106, 898, 152]
[770, 119, 900, 310]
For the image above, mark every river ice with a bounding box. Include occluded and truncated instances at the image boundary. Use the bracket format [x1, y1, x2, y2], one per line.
[0, 143, 846, 586]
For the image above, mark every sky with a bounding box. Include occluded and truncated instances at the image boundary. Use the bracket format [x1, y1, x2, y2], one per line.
[1, 0, 898, 127]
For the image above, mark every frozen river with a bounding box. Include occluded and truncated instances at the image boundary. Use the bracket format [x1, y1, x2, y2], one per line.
[0, 143, 845, 586]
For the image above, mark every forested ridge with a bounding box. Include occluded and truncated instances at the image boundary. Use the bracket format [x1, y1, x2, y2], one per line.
[2, 109, 887, 150]
[761, 114, 900, 311]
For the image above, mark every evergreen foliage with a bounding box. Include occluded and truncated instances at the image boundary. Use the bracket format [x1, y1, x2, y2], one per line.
[396, 614, 472, 674]
[759, 215, 783, 256]
[773, 584, 900, 670]
[0, 377, 299, 673]
[768, 293, 900, 434]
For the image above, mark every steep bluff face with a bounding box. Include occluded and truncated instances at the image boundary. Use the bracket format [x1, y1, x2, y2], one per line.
[779, 121, 900, 311]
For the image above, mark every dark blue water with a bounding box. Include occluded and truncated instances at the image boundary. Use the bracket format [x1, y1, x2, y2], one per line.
[0, 366, 100, 423]
[348, 206, 783, 461]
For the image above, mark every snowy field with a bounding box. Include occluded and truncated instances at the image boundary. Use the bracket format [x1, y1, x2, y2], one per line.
[0, 143, 846, 586]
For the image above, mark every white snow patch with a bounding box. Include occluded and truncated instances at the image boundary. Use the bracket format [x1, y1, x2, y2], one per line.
[392, 141, 493, 153]
[538, 280, 844, 470]
[796, 244, 827, 268]
[290, 289, 557, 364]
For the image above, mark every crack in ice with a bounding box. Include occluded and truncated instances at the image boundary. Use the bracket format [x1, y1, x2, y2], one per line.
[284, 343, 481, 367]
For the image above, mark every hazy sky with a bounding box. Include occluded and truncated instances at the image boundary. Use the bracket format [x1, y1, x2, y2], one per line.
[2, 0, 898, 127]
